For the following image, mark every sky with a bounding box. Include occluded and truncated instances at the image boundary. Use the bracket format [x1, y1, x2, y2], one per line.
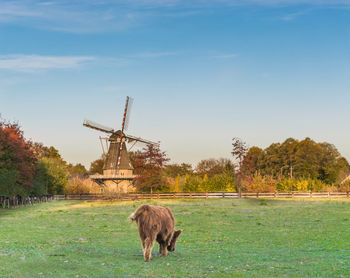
[0, 0, 350, 168]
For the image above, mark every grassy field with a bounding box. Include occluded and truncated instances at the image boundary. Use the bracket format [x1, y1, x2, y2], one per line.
[1, 198, 350, 278]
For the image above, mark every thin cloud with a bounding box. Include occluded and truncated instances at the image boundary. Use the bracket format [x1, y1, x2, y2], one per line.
[0, 1, 142, 33]
[1, 0, 350, 33]
[212, 53, 239, 59]
[127, 51, 181, 59]
[215, 0, 350, 6]
[0, 55, 95, 72]
[280, 9, 313, 21]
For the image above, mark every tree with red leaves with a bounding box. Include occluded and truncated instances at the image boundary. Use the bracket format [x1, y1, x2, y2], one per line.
[133, 145, 170, 192]
[0, 120, 37, 195]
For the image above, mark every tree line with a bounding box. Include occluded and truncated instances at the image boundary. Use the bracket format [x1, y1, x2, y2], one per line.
[237, 137, 350, 192]
[1, 117, 350, 196]
[0, 119, 87, 196]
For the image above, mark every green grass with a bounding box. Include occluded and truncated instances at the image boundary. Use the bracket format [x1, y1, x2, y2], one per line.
[1, 198, 350, 277]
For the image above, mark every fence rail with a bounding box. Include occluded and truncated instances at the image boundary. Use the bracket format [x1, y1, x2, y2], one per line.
[0, 195, 54, 209]
[53, 191, 350, 201]
[2, 192, 349, 208]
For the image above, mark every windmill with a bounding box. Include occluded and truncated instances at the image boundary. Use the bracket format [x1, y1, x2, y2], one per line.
[83, 96, 159, 192]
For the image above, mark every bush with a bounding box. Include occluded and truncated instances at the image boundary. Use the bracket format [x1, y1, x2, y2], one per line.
[201, 173, 235, 192]
[167, 174, 185, 192]
[64, 177, 100, 194]
[244, 173, 278, 192]
[183, 175, 203, 192]
[183, 173, 236, 192]
[277, 178, 328, 192]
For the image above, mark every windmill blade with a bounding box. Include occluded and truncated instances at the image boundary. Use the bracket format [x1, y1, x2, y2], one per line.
[121, 96, 133, 132]
[124, 97, 133, 131]
[125, 134, 160, 146]
[83, 119, 114, 134]
[116, 96, 133, 172]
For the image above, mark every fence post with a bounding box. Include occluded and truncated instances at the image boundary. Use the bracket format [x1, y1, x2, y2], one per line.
[328, 191, 330, 198]
[274, 192, 276, 198]
[206, 192, 208, 199]
[222, 192, 225, 198]
[190, 192, 192, 199]
[257, 192, 259, 198]
[292, 192, 294, 198]
[310, 191, 312, 198]
[157, 193, 160, 199]
[347, 191, 349, 198]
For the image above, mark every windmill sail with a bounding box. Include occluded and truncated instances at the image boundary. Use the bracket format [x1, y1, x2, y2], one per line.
[125, 134, 159, 146]
[124, 97, 133, 131]
[116, 96, 133, 172]
[83, 119, 114, 134]
[121, 96, 132, 132]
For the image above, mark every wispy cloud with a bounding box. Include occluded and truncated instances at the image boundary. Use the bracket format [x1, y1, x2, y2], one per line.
[0, 1, 142, 33]
[127, 51, 181, 59]
[212, 53, 239, 59]
[0, 52, 181, 73]
[0, 55, 95, 72]
[280, 9, 312, 21]
[1, 0, 350, 33]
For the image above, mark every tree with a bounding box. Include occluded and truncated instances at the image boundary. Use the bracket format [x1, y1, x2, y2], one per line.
[231, 138, 248, 169]
[0, 120, 37, 196]
[31, 143, 63, 161]
[195, 158, 234, 178]
[241, 147, 264, 176]
[0, 118, 73, 196]
[68, 163, 88, 177]
[35, 157, 69, 194]
[133, 145, 170, 192]
[165, 163, 193, 178]
[89, 157, 104, 174]
[231, 138, 248, 195]
[241, 137, 350, 185]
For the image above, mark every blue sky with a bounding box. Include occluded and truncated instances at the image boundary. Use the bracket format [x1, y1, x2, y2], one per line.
[1, 0, 350, 168]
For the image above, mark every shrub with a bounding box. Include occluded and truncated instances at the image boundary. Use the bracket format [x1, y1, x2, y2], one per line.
[64, 177, 100, 194]
[201, 173, 235, 192]
[244, 173, 278, 192]
[277, 178, 328, 192]
[183, 175, 203, 192]
[183, 173, 235, 192]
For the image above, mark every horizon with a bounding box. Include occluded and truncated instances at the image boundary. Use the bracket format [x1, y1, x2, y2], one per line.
[1, 0, 349, 168]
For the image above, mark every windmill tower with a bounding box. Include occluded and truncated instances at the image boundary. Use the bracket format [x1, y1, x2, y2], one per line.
[83, 96, 159, 192]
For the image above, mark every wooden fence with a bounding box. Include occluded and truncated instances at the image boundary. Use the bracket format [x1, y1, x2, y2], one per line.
[0, 195, 54, 209]
[2, 192, 349, 208]
[53, 191, 350, 201]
